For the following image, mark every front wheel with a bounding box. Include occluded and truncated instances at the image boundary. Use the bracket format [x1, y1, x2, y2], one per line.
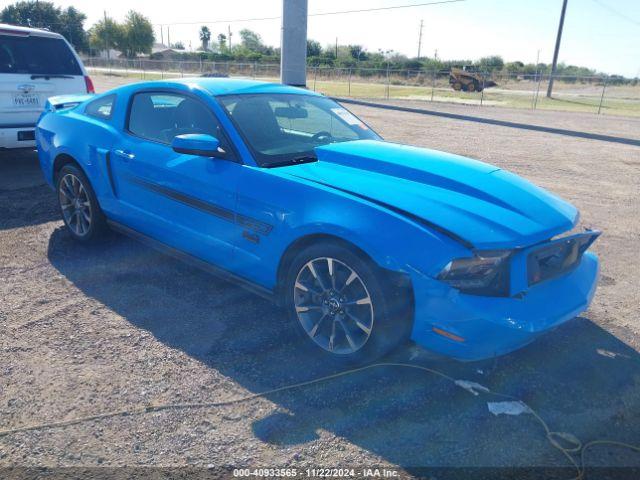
[284, 242, 412, 365]
[56, 164, 107, 243]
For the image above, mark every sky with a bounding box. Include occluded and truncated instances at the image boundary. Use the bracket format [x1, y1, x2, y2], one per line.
[52, 0, 640, 77]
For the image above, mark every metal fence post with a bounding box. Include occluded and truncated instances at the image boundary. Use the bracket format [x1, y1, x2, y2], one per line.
[533, 73, 543, 110]
[313, 66, 318, 91]
[480, 76, 485, 106]
[385, 65, 390, 100]
[431, 70, 436, 102]
[348, 68, 352, 96]
[597, 77, 608, 115]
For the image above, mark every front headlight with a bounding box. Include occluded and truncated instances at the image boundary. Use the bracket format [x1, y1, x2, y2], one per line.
[437, 250, 512, 296]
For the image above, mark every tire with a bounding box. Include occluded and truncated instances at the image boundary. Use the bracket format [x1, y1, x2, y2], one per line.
[284, 241, 412, 365]
[452, 82, 462, 91]
[56, 163, 107, 243]
[467, 81, 476, 92]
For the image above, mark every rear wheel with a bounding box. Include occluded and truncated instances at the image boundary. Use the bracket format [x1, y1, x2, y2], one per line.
[56, 164, 107, 243]
[452, 81, 463, 91]
[284, 242, 412, 365]
[466, 81, 476, 92]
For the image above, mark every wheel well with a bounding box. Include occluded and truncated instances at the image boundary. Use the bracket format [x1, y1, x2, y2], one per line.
[52, 154, 79, 182]
[275, 233, 414, 315]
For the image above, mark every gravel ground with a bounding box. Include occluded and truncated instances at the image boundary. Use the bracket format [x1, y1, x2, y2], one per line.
[1, 76, 639, 478]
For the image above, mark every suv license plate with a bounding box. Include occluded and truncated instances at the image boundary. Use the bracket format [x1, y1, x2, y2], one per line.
[13, 93, 40, 108]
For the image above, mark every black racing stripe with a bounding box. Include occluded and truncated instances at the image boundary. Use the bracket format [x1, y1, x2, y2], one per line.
[130, 176, 234, 221]
[237, 214, 274, 235]
[129, 176, 273, 235]
[291, 175, 474, 249]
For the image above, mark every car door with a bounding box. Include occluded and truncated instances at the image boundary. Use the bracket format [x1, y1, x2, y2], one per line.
[109, 90, 243, 270]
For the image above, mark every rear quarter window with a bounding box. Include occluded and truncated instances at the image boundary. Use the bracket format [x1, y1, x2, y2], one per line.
[85, 94, 116, 120]
[0, 34, 82, 75]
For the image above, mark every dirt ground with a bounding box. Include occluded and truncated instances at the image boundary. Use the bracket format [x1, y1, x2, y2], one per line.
[1, 75, 639, 477]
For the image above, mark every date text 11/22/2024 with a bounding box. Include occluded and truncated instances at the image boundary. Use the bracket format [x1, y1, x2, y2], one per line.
[232, 468, 399, 477]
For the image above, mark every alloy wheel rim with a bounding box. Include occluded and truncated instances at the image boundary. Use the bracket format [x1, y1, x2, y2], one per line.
[59, 173, 92, 237]
[293, 257, 374, 355]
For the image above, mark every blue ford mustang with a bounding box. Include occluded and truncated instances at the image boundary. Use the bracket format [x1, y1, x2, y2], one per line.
[36, 78, 600, 363]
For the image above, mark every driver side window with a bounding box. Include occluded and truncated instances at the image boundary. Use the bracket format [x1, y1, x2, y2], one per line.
[128, 92, 233, 156]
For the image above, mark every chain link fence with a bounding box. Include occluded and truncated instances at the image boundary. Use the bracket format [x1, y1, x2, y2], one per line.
[84, 57, 640, 117]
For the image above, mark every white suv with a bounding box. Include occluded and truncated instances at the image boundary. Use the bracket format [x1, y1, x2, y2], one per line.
[0, 23, 94, 149]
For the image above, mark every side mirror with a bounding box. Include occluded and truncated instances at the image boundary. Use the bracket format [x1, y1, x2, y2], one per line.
[172, 134, 221, 157]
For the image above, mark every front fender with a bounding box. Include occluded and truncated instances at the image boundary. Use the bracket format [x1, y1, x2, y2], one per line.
[235, 165, 471, 289]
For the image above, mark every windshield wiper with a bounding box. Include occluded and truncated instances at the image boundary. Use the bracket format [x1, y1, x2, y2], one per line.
[267, 155, 318, 168]
[30, 74, 75, 80]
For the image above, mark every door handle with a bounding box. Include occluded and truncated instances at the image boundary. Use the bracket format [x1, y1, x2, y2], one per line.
[113, 149, 135, 161]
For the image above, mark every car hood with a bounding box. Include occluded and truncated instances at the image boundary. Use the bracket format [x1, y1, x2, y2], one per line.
[284, 140, 577, 250]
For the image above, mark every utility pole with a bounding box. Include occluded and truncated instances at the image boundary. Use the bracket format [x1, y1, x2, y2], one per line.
[280, 0, 308, 86]
[547, 0, 568, 98]
[228, 25, 232, 49]
[103, 10, 109, 60]
[335, 37, 338, 59]
[167, 26, 171, 48]
[160, 25, 164, 46]
[417, 19, 424, 59]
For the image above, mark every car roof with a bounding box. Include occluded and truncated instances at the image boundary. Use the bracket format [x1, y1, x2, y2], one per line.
[0, 23, 63, 38]
[135, 77, 322, 97]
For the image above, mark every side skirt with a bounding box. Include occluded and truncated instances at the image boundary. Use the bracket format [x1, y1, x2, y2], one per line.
[106, 220, 276, 303]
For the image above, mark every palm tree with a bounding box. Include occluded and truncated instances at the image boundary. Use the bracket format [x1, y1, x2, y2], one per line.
[199, 26, 211, 51]
[217, 33, 227, 51]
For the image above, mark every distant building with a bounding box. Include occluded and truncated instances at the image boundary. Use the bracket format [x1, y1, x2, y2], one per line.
[95, 48, 120, 60]
[145, 43, 183, 59]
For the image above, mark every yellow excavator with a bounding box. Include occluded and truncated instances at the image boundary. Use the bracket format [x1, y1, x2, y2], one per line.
[449, 66, 497, 92]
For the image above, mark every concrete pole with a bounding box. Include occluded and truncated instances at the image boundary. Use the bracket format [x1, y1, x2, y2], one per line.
[281, 0, 308, 87]
[547, 0, 568, 98]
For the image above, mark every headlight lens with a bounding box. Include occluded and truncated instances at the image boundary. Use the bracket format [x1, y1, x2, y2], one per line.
[437, 250, 512, 296]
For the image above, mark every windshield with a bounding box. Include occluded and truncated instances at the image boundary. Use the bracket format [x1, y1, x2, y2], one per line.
[219, 93, 380, 167]
[0, 35, 82, 75]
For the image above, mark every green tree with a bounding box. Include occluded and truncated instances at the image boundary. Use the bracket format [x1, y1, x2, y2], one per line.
[306, 39, 322, 57]
[476, 55, 504, 72]
[58, 7, 88, 52]
[1, 1, 88, 52]
[199, 26, 211, 51]
[119, 11, 154, 58]
[217, 33, 227, 51]
[348, 45, 367, 61]
[0, 0, 59, 29]
[89, 16, 123, 57]
[239, 29, 264, 53]
[504, 61, 525, 73]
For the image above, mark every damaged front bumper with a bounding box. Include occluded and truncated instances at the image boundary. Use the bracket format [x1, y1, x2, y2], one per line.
[409, 234, 600, 361]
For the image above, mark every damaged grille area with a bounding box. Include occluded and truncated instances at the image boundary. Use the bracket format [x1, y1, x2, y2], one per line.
[527, 232, 600, 286]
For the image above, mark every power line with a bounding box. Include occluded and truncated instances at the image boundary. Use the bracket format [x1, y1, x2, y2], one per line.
[154, 0, 467, 26]
[591, 0, 640, 27]
[14, 0, 467, 28]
